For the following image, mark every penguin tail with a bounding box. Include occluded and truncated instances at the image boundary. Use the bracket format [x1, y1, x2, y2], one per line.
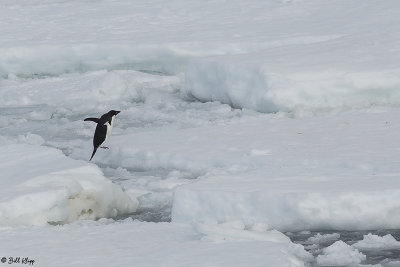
[90, 147, 98, 161]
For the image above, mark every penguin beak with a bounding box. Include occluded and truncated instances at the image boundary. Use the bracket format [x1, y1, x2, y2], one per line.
[116, 111, 120, 115]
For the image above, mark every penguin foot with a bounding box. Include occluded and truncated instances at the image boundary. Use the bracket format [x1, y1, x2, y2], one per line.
[100, 146, 109, 149]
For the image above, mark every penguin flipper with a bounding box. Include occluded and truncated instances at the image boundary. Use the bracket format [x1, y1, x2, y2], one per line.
[90, 147, 98, 161]
[84, 118, 100, 123]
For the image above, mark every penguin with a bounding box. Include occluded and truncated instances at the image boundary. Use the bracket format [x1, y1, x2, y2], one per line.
[84, 110, 120, 161]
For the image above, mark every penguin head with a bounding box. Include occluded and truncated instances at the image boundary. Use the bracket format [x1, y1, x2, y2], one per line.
[108, 110, 120, 116]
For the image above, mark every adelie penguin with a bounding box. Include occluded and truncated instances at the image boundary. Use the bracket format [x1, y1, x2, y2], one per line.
[84, 110, 120, 161]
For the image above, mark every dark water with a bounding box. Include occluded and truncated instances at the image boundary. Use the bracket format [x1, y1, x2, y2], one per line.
[115, 206, 171, 223]
[287, 229, 400, 266]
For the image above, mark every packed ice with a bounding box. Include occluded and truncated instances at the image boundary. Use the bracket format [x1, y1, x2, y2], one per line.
[1, 0, 400, 266]
[0, 144, 137, 226]
[306, 233, 341, 245]
[353, 234, 400, 251]
[316, 241, 366, 266]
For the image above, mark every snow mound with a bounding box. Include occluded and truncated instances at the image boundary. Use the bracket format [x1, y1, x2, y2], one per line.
[171, 170, 400, 231]
[0, 144, 137, 226]
[183, 60, 278, 113]
[352, 233, 400, 251]
[316, 241, 366, 266]
[183, 59, 400, 113]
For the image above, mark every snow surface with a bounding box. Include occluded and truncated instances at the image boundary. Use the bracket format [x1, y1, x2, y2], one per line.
[0, 219, 311, 267]
[2, 0, 400, 265]
[170, 111, 400, 231]
[182, 0, 400, 114]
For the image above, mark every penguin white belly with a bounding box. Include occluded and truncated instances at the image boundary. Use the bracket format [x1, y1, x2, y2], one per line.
[101, 116, 115, 146]
[106, 117, 114, 138]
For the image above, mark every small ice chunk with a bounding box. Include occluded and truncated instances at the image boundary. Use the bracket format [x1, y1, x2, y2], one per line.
[316, 240, 366, 266]
[299, 230, 311, 235]
[307, 233, 340, 244]
[352, 233, 400, 250]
